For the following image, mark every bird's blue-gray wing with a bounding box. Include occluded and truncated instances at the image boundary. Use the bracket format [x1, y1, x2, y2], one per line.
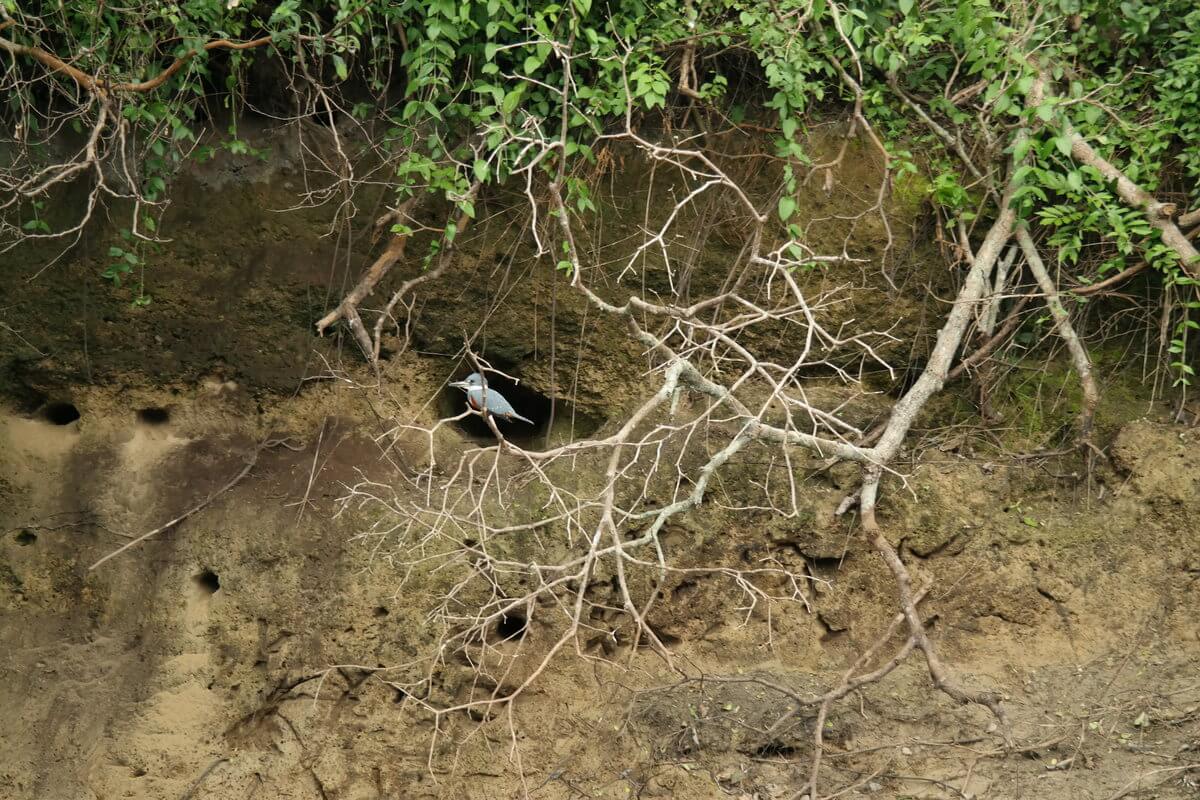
[469, 387, 512, 414]
[492, 392, 520, 417]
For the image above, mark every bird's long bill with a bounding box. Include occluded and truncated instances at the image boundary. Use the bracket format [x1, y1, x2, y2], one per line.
[449, 380, 469, 389]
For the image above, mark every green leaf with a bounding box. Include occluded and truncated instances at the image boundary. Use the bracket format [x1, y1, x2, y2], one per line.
[899, 0, 914, 14]
[502, 87, 524, 115]
[778, 195, 796, 221]
[1012, 136, 1032, 163]
[332, 54, 348, 81]
[473, 159, 490, 183]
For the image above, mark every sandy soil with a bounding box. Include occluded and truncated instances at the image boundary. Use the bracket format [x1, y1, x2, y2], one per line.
[2, 366, 1198, 800]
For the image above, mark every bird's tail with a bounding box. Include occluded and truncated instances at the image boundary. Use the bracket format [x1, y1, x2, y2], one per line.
[510, 412, 535, 425]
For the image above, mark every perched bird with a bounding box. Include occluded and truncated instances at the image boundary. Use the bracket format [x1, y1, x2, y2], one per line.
[450, 373, 535, 425]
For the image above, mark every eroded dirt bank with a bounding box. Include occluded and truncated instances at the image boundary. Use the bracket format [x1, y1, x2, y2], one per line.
[2, 138, 1198, 800]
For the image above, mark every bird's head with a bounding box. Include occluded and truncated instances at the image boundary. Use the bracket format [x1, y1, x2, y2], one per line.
[450, 372, 485, 390]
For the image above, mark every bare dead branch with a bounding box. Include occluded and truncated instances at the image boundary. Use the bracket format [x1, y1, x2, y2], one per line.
[0, 30, 274, 95]
[1068, 261, 1147, 296]
[1054, 111, 1199, 278]
[1017, 226, 1100, 437]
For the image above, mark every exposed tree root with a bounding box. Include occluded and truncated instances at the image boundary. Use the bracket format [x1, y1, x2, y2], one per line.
[314, 196, 422, 344]
[370, 185, 480, 362]
[315, 182, 480, 365]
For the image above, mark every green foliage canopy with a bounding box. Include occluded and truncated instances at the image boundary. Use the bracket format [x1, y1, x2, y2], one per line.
[3, 0, 1198, 295]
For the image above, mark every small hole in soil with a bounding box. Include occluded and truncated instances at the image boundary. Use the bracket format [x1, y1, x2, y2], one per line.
[639, 624, 681, 648]
[373, 606, 389, 618]
[137, 407, 171, 425]
[739, 545, 760, 564]
[193, 570, 220, 595]
[495, 613, 527, 642]
[15, 530, 36, 546]
[42, 402, 80, 425]
[754, 741, 798, 758]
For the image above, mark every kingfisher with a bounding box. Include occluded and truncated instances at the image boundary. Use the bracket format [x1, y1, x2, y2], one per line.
[450, 373, 535, 425]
